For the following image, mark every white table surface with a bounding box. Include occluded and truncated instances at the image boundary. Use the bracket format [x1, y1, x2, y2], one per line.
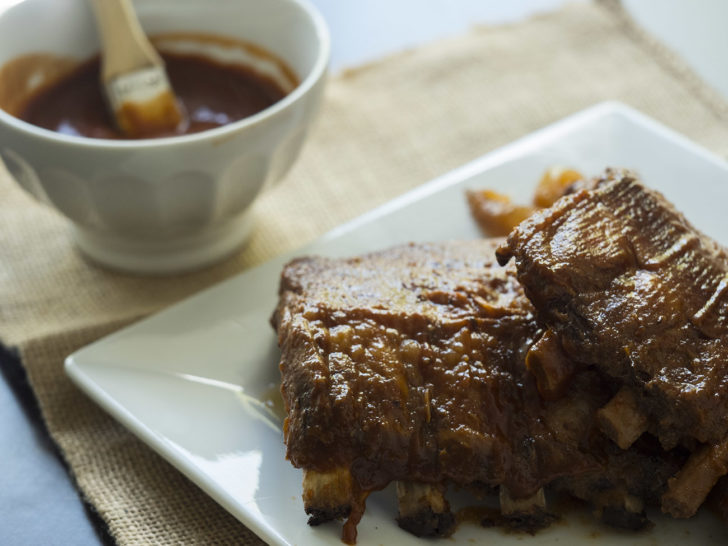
[2, 1, 727, 544]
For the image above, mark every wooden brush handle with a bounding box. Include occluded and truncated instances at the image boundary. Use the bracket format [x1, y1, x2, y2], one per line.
[88, 0, 163, 82]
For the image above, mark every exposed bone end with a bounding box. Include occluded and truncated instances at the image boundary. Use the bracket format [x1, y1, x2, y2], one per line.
[596, 491, 652, 531]
[601, 504, 651, 530]
[395, 481, 456, 538]
[596, 386, 648, 449]
[662, 439, 728, 518]
[302, 468, 353, 525]
[556, 473, 654, 532]
[499, 487, 556, 533]
[524, 330, 576, 400]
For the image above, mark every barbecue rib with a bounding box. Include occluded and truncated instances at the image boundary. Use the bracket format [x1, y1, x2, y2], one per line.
[272, 239, 682, 542]
[497, 169, 728, 518]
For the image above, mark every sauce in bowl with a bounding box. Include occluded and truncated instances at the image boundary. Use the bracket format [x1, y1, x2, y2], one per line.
[16, 50, 293, 139]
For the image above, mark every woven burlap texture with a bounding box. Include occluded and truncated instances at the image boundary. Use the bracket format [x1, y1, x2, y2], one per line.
[3, 1, 728, 544]
[20, 319, 260, 545]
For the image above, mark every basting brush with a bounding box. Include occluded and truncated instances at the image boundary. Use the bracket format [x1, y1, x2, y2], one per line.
[89, 0, 185, 138]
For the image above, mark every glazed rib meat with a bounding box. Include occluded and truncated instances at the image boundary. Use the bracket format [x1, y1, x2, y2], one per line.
[273, 240, 541, 541]
[272, 239, 682, 542]
[497, 169, 728, 518]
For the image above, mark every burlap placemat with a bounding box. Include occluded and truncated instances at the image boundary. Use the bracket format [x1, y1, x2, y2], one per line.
[3, 1, 728, 544]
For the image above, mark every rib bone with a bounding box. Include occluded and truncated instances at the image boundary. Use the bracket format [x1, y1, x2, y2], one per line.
[596, 387, 648, 449]
[395, 481, 455, 537]
[599, 491, 650, 531]
[662, 437, 728, 518]
[524, 329, 575, 400]
[499, 486, 554, 532]
[302, 468, 353, 525]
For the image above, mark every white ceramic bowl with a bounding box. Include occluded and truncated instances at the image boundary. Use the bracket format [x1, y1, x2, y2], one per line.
[0, 0, 329, 274]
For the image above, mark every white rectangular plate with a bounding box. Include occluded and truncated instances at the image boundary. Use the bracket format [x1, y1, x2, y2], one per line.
[66, 102, 728, 545]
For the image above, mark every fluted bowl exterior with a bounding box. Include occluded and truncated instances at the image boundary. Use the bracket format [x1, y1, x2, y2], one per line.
[0, 0, 329, 273]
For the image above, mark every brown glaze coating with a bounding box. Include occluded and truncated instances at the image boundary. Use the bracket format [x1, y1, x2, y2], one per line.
[273, 241, 546, 494]
[497, 170, 728, 450]
[16, 51, 289, 139]
[271, 239, 685, 541]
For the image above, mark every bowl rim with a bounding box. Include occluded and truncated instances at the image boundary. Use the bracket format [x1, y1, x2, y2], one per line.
[0, 0, 331, 149]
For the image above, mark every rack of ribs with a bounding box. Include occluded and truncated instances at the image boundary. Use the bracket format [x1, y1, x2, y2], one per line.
[497, 169, 728, 520]
[272, 239, 683, 542]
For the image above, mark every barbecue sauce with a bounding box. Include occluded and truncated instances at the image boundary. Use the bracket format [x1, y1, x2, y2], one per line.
[16, 51, 292, 139]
